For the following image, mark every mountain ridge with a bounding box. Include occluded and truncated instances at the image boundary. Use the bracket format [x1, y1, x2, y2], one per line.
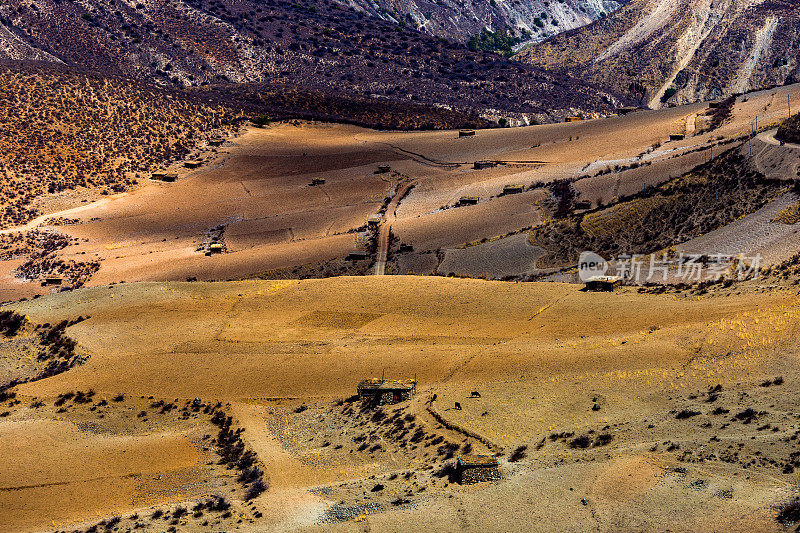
[347, 0, 626, 45]
[517, 0, 800, 108]
[0, 0, 628, 123]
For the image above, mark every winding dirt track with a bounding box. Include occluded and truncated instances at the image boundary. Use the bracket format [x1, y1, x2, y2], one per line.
[0, 195, 119, 235]
[757, 128, 800, 149]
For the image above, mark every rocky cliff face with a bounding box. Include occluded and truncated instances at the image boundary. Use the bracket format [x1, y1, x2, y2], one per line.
[346, 0, 624, 44]
[518, 0, 800, 108]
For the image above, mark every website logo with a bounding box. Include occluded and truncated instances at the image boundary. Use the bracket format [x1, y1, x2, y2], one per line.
[578, 251, 608, 282]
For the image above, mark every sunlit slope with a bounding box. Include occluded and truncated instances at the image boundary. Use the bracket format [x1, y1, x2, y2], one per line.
[10, 277, 796, 400]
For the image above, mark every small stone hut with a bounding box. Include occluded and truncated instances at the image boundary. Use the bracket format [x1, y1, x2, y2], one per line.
[151, 172, 177, 182]
[348, 250, 369, 261]
[617, 106, 639, 115]
[457, 455, 500, 484]
[502, 184, 524, 195]
[584, 275, 622, 292]
[357, 378, 416, 406]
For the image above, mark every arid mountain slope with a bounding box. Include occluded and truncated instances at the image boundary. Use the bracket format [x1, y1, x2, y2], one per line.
[0, 0, 627, 122]
[518, 0, 800, 108]
[0, 62, 239, 229]
[348, 0, 624, 44]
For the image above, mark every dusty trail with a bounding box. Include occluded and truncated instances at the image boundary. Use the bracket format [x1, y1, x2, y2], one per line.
[0, 195, 120, 235]
[375, 180, 415, 275]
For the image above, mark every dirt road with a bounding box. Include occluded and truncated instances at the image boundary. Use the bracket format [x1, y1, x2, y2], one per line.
[374, 180, 415, 275]
[757, 128, 800, 149]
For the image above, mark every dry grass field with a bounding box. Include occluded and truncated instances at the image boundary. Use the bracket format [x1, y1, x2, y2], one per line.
[2, 276, 800, 531]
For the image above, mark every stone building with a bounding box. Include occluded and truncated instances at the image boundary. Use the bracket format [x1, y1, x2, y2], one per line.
[584, 275, 622, 292]
[348, 250, 369, 261]
[151, 172, 177, 182]
[357, 378, 416, 406]
[457, 455, 500, 484]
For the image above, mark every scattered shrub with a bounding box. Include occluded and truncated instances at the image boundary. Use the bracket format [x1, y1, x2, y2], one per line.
[569, 435, 592, 449]
[509, 445, 527, 462]
[777, 498, 800, 525]
[0, 311, 25, 337]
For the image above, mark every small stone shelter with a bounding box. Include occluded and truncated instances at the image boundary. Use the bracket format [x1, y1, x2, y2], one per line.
[357, 378, 416, 406]
[584, 275, 622, 292]
[457, 455, 500, 484]
[151, 172, 177, 182]
[348, 250, 369, 261]
[617, 106, 639, 115]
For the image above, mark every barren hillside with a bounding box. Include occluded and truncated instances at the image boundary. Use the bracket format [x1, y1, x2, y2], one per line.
[348, 0, 624, 44]
[518, 0, 800, 108]
[0, 0, 627, 123]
